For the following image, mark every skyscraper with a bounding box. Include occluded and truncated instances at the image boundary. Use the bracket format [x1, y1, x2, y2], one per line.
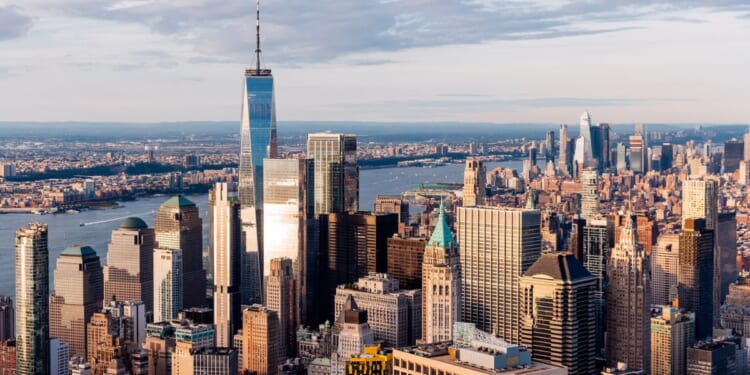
[636, 123, 648, 173]
[581, 218, 614, 351]
[154, 195, 205, 308]
[171, 323, 215, 375]
[579, 111, 594, 167]
[374, 195, 409, 226]
[386, 236, 425, 290]
[331, 296, 374, 375]
[462, 158, 486, 207]
[307, 132, 358, 215]
[153, 248, 183, 322]
[104, 217, 155, 312]
[211, 183, 242, 348]
[239, 0, 279, 308]
[49, 246, 103, 358]
[580, 168, 599, 220]
[650, 305, 695, 375]
[607, 214, 651, 373]
[262, 158, 315, 324]
[616, 142, 627, 172]
[520, 253, 597, 375]
[0, 296, 14, 342]
[422, 203, 461, 343]
[49, 338, 69, 375]
[558, 124, 570, 175]
[15, 222, 50, 375]
[265, 258, 297, 360]
[457, 206, 542, 344]
[682, 179, 718, 230]
[651, 233, 680, 306]
[723, 139, 744, 173]
[599, 122, 611, 171]
[678, 218, 715, 339]
[544, 130, 555, 163]
[241, 305, 280, 375]
[630, 133, 646, 174]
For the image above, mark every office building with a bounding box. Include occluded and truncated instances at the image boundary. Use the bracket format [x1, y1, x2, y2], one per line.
[307, 132, 359, 215]
[559, 124, 570, 175]
[545, 130, 556, 163]
[386, 236, 425, 290]
[104, 217, 155, 312]
[332, 296, 374, 375]
[171, 323, 215, 375]
[687, 340, 738, 375]
[211, 183, 242, 347]
[0, 163, 16, 177]
[721, 277, 750, 335]
[650, 305, 695, 375]
[323, 211, 399, 320]
[723, 139, 744, 173]
[651, 234, 680, 306]
[718, 212, 738, 304]
[263, 158, 316, 325]
[661, 143, 674, 170]
[581, 218, 614, 351]
[153, 248, 183, 322]
[374, 195, 409, 225]
[242, 305, 280, 375]
[630, 134, 646, 174]
[15, 222, 50, 375]
[100, 299, 147, 347]
[86, 310, 127, 373]
[49, 338, 69, 375]
[154, 195, 206, 309]
[682, 179, 718, 230]
[0, 339, 16, 374]
[0, 297, 14, 342]
[616, 142, 627, 171]
[599, 122, 611, 171]
[346, 344, 391, 375]
[266, 258, 297, 360]
[49, 246, 103, 358]
[579, 111, 594, 168]
[192, 347, 238, 375]
[607, 214, 651, 373]
[678, 218, 714, 339]
[520, 253, 597, 375]
[457, 206, 542, 344]
[422, 203, 460, 344]
[463, 158, 486, 207]
[335, 273, 421, 348]
[580, 168, 599, 220]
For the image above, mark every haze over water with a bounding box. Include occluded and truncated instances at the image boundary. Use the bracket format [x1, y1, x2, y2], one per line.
[0, 160, 522, 299]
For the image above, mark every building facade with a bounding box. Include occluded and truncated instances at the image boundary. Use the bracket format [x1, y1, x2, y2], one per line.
[242, 305, 280, 375]
[307, 132, 358, 215]
[104, 217, 155, 312]
[265, 258, 297, 360]
[153, 248, 183, 322]
[652, 234, 680, 306]
[386, 236, 425, 290]
[463, 158, 486, 207]
[650, 305, 695, 375]
[211, 183, 242, 347]
[678, 218, 715, 339]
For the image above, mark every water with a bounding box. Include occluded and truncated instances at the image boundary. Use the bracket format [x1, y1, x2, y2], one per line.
[0, 160, 523, 299]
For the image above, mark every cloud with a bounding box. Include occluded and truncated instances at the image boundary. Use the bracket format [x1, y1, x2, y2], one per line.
[0, 5, 33, 40]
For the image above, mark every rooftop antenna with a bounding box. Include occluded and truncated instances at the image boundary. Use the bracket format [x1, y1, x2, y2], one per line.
[255, 0, 261, 72]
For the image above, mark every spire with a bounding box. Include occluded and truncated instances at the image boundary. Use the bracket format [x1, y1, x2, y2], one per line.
[619, 211, 637, 247]
[255, 0, 261, 72]
[427, 201, 458, 250]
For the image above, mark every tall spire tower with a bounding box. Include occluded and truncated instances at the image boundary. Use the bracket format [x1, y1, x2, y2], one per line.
[239, 0, 278, 305]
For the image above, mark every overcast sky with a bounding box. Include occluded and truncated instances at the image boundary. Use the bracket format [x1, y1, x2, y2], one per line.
[0, 1, 748, 124]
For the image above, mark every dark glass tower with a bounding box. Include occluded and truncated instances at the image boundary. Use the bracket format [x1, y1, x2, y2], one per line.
[239, 0, 278, 305]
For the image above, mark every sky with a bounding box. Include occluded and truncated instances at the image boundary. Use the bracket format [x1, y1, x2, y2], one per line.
[0, 1, 748, 124]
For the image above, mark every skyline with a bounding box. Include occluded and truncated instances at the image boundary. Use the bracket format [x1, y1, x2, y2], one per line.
[0, 1, 748, 123]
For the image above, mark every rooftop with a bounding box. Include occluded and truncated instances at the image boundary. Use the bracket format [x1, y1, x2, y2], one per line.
[161, 194, 195, 208]
[119, 217, 148, 229]
[427, 201, 458, 250]
[524, 252, 593, 282]
[61, 245, 98, 259]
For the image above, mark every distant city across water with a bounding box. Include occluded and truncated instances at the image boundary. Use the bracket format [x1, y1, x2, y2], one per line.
[0, 160, 522, 299]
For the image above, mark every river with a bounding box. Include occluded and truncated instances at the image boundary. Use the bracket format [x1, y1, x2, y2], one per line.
[0, 160, 523, 299]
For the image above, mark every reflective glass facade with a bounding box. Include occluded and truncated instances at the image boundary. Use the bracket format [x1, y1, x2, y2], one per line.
[307, 132, 358, 216]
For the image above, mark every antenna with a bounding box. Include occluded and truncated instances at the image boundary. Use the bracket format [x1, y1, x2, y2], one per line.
[255, 0, 261, 71]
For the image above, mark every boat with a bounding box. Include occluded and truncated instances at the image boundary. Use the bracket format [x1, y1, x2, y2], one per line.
[80, 223, 85, 227]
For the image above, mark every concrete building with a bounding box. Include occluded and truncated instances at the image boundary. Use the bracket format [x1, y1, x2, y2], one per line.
[457, 206, 542, 344]
[650, 305, 695, 375]
[242, 305, 280, 375]
[171, 323, 215, 375]
[687, 340, 739, 375]
[374, 195, 409, 225]
[682, 179, 718, 231]
[651, 234, 680, 306]
[210, 183, 242, 347]
[580, 168, 599, 220]
[720, 277, 750, 336]
[607, 214, 651, 373]
[463, 159, 486, 207]
[0, 339, 16, 374]
[15, 222, 50, 375]
[386, 236, 425, 290]
[520, 253, 597, 375]
[334, 273, 421, 348]
[103, 218, 155, 313]
[332, 296, 374, 375]
[153, 248, 183, 322]
[422, 203, 460, 344]
[678, 218, 715, 339]
[49, 246, 103, 358]
[265, 258, 297, 360]
[192, 347, 238, 375]
[154, 195, 205, 309]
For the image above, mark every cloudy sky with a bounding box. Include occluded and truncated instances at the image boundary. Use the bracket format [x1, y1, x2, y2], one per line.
[1, 1, 748, 124]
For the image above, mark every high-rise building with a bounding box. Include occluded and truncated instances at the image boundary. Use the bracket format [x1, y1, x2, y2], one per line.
[636, 123, 648, 173]
[241, 305, 280, 375]
[104, 218, 155, 312]
[263, 158, 315, 325]
[422, 203, 460, 344]
[678, 218, 715, 339]
[607, 214, 651, 373]
[580, 168, 599, 220]
[545, 130, 555, 163]
[322, 211, 399, 321]
[210, 183, 242, 348]
[718, 212, 738, 305]
[307, 132, 358, 215]
[192, 347, 238, 375]
[49, 338, 69, 375]
[100, 299, 147, 347]
[0, 339, 16, 374]
[239, 2, 279, 308]
[650, 305, 695, 375]
[651, 234, 680, 306]
[682, 179, 718, 231]
[15, 222, 50, 375]
[559, 124, 570, 175]
[630, 134, 646, 174]
[0, 297, 14, 342]
[463, 159, 486, 207]
[374, 195, 409, 225]
[153, 248, 183, 322]
[720, 277, 750, 335]
[581, 218, 614, 351]
[520, 253, 597, 375]
[154, 195, 205, 309]
[687, 340, 739, 375]
[49, 246, 103, 358]
[265, 258, 297, 360]
[661, 143, 674, 170]
[331, 296, 374, 375]
[579, 111, 594, 168]
[723, 139, 744, 173]
[334, 273, 421, 348]
[86, 310, 126, 373]
[457, 206, 542, 344]
[599, 122, 611, 171]
[617, 142, 627, 172]
[386, 236, 425, 290]
[171, 323, 215, 375]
